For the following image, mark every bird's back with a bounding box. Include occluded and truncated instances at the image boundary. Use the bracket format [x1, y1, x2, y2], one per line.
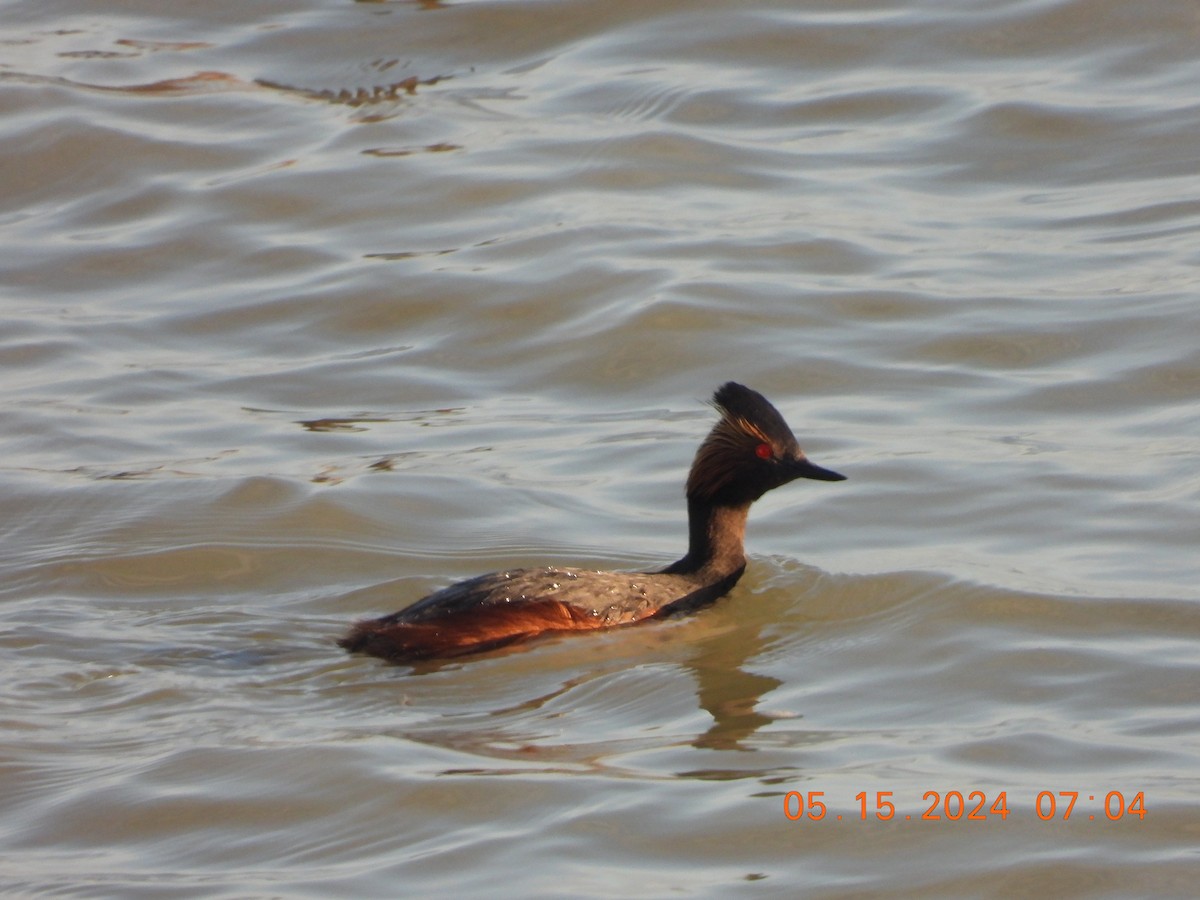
[338, 563, 744, 661]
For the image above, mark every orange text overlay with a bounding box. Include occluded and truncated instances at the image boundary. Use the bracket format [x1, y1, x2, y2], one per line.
[782, 790, 1146, 822]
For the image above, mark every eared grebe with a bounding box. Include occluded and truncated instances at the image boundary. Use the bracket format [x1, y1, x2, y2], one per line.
[339, 382, 845, 662]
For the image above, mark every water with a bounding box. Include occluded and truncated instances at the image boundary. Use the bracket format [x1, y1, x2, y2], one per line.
[2, 0, 1199, 895]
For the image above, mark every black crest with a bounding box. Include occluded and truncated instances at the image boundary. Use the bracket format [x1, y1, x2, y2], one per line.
[711, 382, 799, 448]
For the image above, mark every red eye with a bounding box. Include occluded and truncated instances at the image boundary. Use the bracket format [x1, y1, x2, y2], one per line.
[755, 443, 773, 460]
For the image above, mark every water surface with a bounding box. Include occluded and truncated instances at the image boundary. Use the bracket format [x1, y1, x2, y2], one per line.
[2, 0, 1199, 896]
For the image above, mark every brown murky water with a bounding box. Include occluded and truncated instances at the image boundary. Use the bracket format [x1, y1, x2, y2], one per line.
[3, 0, 1199, 896]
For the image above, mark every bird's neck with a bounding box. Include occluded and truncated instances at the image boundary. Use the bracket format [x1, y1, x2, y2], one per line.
[664, 496, 750, 577]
